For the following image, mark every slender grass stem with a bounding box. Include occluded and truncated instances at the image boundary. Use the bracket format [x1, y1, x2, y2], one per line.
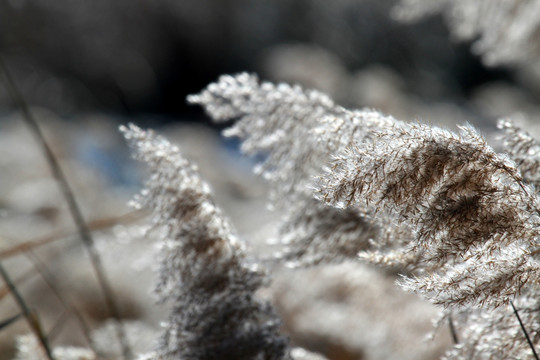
[0, 262, 54, 360]
[26, 250, 100, 356]
[0, 267, 36, 301]
[46, 309, 70, 342]
[511, 300, 539, 360]
[448, 314, 459, 345]
[0, 312, 24, 331]
[0, 57, 132, 360]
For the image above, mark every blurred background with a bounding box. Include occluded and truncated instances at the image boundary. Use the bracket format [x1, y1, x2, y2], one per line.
[0, 0, 527, 120]
[0, 0, 538, 359]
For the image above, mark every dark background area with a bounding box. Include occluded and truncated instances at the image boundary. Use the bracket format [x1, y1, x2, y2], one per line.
[0, 0, 516, 122]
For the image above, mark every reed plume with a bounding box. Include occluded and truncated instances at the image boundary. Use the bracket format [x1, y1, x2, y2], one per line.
[121, 124, 290, 360]
[317, 121, 540, 307]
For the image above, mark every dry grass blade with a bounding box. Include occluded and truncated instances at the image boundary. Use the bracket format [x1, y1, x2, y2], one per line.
[0, 211, 144, 260]
[0, 261, 54, 360]
[25, 250, 99, 356]
[0, 312, 24, 331]
[0, 57, 132, 360]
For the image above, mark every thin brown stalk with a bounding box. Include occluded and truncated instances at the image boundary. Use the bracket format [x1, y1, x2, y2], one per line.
[0, 312, 24, 331]
[46, 309, 69, 343]
[0, 267, 37, 301]
[0, 261, 54, 360]
[0, 57, 132, 360]
[25, 250, 100, 356]
[0, 236, 90, 302]
[448, 314, 459, 345]
[0, 211, 144, 260]
[511, 300, 539, 360]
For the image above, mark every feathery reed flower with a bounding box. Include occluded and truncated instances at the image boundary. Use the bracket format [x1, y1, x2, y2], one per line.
[498, 119, 540, 191]
[189, 73, 403, 267]
[121, 124, 290, 360]
[318, 121, 540, 307]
